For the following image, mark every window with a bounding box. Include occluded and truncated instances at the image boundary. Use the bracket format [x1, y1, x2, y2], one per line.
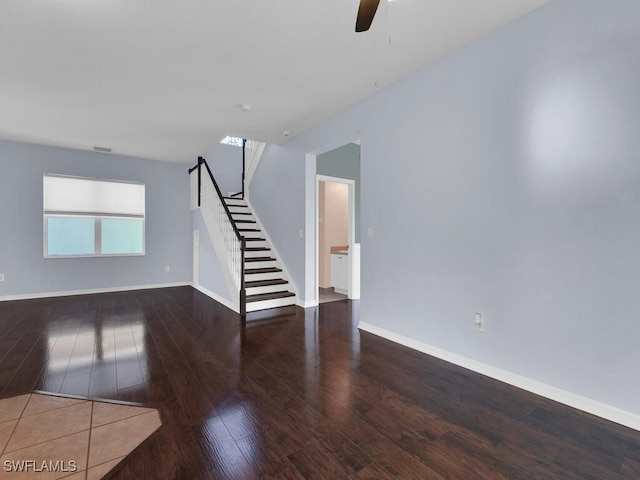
[219, 136, 245, 147]
[44, 174, 145, 257]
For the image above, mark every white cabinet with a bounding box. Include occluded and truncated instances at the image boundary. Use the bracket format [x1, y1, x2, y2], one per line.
[331, 253, 348, 295]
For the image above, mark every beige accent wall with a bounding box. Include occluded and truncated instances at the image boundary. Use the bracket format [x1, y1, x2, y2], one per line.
[318, 181, 349, 288]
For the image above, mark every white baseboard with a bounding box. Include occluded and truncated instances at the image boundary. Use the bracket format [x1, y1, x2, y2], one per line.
[191, 283, 238, 313]
[298, 299, 318, 308]
[358, 322, 640, 432]
[0, 282, 191, 302]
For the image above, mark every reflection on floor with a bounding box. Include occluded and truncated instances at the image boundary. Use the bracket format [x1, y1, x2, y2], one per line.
[0, 392, 161, 480]
[318, 287, 348, 304]
[2, 287, 639, 478]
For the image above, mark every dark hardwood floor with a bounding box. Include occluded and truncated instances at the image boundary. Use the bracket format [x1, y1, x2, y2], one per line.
[1, 286, 639, 479]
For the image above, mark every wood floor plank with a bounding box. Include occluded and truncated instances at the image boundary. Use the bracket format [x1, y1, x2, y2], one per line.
[198, 414, 258, 480]
[621, 457, 640, 477]
[235, 428, 305, 480]
[350, 462, 396, 480]
[338, 414, 445, 480]
[0, 286, 639, 480]
[287, 439, 351, 480]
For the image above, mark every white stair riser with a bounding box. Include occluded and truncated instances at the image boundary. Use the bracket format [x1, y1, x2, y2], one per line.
[246, 283, 290, 295]
[232, 215, 255, 223]
[225, 200, 247, 208]
[245, 259, 278, 269]
[229, 209, 255, 220]
[229, 209, 250, 216]
[245, 249, 272, 259]
[235, 223, 258, 231]
[216, 200, 297, 313]
[239, 232, 263, 239]
[244, 271, 283, 282]
[246, 296, 296, 312]
[244, 240, 268, 249]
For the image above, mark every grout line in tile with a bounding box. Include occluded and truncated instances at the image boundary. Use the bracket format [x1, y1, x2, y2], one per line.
[0, 393, 31, 457]
[92, 408, 156, 430]
[4, 400, 94, 453]
[3, 427, 92, 455]
[58, 467, 88, 480]
[88, 457, 125, 480]
[84, 401, 94, 480]
[21, 398, 89, 419]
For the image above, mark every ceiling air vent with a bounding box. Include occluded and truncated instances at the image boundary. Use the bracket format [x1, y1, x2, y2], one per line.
[93, 146, 112, 153]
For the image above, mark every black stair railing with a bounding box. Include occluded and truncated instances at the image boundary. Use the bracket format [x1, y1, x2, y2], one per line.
[189, 156, 246, 314]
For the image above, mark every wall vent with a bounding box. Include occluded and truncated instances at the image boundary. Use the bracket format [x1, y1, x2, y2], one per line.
[93, 146, 112, 153]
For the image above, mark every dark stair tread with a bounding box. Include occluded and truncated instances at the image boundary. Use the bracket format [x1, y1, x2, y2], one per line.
[247, 291, 296, 303]
[244, 247, 270, 252]
[238, 228, 261, 232]
[244, 237, 266, 242]
[245, 279, 288, 288]
[230, 212, 252, 216]
[235, 220, 257, 224]
[245, 267, 283, 274]
[245, 257, 276, 262]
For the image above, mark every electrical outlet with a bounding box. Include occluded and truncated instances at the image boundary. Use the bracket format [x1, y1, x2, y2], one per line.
[165, 265, 170, 272]
[367, 227, 373, 238]
[0, 274, 4, 282]
[474, 313, 484, 332]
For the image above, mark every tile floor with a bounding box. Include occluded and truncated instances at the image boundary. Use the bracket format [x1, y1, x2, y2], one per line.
[318, 287, 348, 304]
[0, 392, 161, 480]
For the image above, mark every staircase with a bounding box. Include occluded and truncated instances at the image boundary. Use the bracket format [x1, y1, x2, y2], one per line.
[224, 197, 297, 312]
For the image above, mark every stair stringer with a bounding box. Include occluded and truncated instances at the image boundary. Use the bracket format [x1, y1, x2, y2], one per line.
[244, 197, 300, 304]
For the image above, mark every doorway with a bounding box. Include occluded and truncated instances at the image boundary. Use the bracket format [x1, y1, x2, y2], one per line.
[307, 141, 361, 307]
[317, 178, 351, 303]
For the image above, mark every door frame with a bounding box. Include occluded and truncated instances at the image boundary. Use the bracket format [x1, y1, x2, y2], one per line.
[315, 174, 358, 304]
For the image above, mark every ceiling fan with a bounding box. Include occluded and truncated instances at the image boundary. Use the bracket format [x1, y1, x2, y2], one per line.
[355, 0, 381, 32]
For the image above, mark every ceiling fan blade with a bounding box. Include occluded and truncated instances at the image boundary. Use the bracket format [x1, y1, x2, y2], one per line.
[355, 0, 381, 32]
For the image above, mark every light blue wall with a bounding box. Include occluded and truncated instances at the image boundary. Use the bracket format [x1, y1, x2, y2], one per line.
[249, 0, 640, 415]
[192, 209, 233, 304]
[202, 143, 244, 197]
[317, 143, 361, 243]
[250, 144, 307, 297]
[0, 140, 191, 297]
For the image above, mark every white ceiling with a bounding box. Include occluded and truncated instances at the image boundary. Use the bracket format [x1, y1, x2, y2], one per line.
[0, 0, 549, 164]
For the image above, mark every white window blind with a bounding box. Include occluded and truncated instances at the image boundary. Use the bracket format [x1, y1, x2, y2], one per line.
[43, 174, 145, 257]
[44, 175, 145, 216]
